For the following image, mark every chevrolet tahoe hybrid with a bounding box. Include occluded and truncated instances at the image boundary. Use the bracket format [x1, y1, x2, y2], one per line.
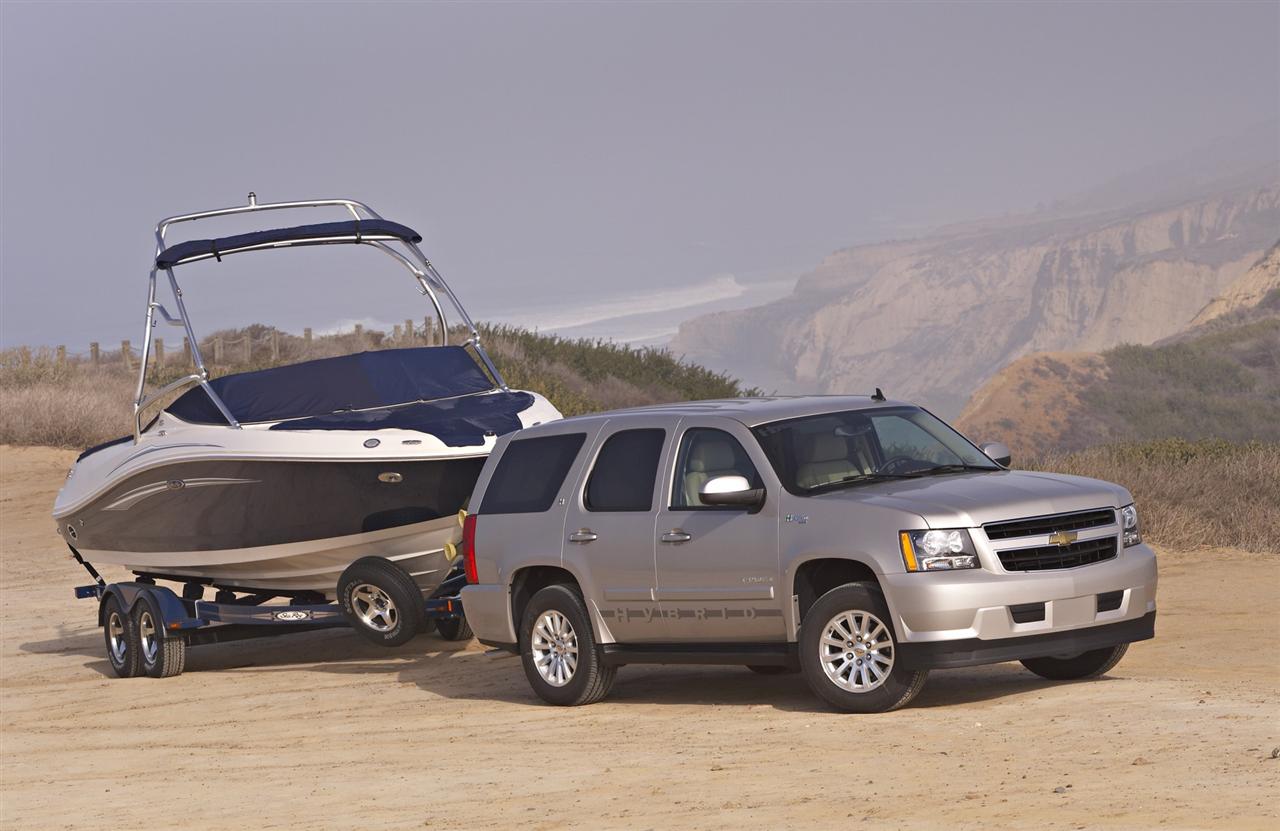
[458, 396, 1157, 713]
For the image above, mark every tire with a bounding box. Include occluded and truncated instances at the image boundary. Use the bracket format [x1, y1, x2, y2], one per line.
[434, 614, 474, 642]
[746, 665, 796, 675]
[132, 593, 186, 678]
[1020, 643, 1129, 680]
[338, 557, 425, 647]
[102, 594, 140, 678]
[799, 582, 928, 713]
[519, 584, 616, 706]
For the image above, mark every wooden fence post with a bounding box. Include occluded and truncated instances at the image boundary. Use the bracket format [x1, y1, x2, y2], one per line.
[404, 319, 414, 343]
[393, 324, 402, 343]
[183, 337, 191, 366]
[303, 327, 312, 346]
[213, 338, 223, 363]
[354, 323, 364, 343]
[56, 345, 66, 367]
[121, 340, 132, 371]
[155, 338, 165, 366]
[271, 330, 279, 361]
[243, 336, 252, 364]
[423, 317, 433, 345]
[90, 342, 100, 366]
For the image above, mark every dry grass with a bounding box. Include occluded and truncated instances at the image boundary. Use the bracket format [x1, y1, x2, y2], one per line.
[1025, 439, 1280, 554]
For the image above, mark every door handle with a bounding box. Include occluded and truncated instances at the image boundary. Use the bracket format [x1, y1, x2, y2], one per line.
[568, 529, 598, 543]
[660, 529, 692, 544]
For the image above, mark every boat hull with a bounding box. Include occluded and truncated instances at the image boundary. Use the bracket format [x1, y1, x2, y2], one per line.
[58, 457, 484, 598]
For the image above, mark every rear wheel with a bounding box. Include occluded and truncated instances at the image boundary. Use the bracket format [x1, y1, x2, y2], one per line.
[102, 594, 140, 678]
[338, 557, 425, 647]
[799, 582, 928, 713]
[519, 585, 615, 706]
[435, 615, 474, 642]
[1020, 643, 1129, 680]
[132, 594, 186, 678]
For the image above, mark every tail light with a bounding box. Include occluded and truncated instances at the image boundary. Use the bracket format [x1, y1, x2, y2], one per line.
[462, 513, 478, 584]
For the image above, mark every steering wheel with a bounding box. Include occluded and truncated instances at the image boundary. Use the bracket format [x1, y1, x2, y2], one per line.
[876, 455, 921, 475]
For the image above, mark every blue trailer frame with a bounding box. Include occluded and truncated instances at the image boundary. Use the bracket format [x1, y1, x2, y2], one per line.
[76, 550, 468, 675]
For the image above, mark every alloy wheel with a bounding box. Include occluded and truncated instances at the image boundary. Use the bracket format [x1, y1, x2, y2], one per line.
[530, 610, 578, 687]
[352, 583, 399, 632]
[818, 609, 895, 693]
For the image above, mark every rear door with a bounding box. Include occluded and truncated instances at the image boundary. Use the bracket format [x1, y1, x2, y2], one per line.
[562, 418, 673, 643]
[654, 419, 785, 642]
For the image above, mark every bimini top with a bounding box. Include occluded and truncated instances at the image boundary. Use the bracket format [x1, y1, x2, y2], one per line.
[155, 219, 421, 269]
[167, 346, 495, 425]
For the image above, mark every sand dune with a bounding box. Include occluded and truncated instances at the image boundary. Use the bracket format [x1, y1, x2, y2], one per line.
[1, 445, 1276, 829]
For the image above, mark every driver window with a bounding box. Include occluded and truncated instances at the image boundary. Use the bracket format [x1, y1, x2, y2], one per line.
[671, 428, 761, 509]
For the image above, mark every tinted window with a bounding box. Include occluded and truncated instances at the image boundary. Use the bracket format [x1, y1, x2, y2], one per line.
[585, 429, 665, 512]
[480, 433, 586, 514]
[671, 428, 762, 509]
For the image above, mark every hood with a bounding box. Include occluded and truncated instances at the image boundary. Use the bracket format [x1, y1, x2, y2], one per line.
[813, 469, 1132, 528]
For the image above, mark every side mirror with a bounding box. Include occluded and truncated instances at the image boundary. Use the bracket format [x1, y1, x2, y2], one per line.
[700, 475, 765, 508]
[980, 441, 1011, 467]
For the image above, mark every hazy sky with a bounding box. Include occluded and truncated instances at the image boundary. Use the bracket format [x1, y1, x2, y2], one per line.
[2, 1, 1277, 349]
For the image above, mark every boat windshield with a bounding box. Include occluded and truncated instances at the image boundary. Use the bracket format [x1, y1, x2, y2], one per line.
[751, 407, 1000, 495]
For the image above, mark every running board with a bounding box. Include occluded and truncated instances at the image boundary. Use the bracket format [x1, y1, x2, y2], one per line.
[600, 642, 798, 668]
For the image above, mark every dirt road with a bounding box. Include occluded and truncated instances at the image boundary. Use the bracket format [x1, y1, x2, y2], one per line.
[2, 445, 1277, 829]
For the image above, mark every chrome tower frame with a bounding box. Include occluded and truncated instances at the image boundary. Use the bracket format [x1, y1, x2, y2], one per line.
[133, 193, 508, 441]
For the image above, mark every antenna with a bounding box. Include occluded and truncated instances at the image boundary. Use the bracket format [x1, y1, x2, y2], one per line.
[247, 192, 257, 207]
[871, 387, 885, 402]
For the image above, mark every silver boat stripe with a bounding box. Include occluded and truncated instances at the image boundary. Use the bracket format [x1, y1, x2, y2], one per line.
[103, 477, 259, 511]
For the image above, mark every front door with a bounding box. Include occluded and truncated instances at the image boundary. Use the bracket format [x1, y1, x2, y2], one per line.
[654, 422, 784, 642]
[562, 419, 672, 643]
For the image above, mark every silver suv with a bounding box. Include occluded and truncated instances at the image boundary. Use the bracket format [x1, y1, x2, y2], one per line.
[459, 397, 1157, 713]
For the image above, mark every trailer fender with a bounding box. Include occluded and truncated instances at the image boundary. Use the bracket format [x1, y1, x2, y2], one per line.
[98, 583, 188, 634]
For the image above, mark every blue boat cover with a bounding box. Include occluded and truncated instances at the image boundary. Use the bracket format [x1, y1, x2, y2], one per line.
[167, 347, 496, 425]
[270, 391, 535, 446]
[155, 219, 421, 269]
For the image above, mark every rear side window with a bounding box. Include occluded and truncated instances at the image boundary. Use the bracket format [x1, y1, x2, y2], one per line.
[585, 429, 666, 512]
[480, 433, 586, 514]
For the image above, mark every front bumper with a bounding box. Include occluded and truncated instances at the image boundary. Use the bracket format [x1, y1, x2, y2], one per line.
[880, 542, 1158, 666]
[897, 611, 1154, 669]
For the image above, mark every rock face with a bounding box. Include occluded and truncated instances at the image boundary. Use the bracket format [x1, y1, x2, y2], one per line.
[1191, 241, 1280, 325]
[671, 180, 1280, 417]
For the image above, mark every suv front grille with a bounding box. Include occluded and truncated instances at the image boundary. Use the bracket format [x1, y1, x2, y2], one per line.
[984, 508, 1115, 541]
[997, 537, 1118, 572]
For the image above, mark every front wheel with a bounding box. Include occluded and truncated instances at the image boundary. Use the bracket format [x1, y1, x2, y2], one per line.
[1020, 643, 1129, 680]
[519, 585, 615, 706]
[132, 593, 186, 678]
[799, 582, 928, 713]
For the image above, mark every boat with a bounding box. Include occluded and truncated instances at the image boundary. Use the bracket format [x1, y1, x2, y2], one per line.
[52, 194, 561, 604]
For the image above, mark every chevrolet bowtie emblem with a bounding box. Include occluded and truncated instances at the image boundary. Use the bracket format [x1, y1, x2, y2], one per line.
[1048, 530, 1078, 547]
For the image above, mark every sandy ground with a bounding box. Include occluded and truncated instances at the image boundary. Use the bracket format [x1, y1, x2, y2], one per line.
[2, 444, 1277, 830]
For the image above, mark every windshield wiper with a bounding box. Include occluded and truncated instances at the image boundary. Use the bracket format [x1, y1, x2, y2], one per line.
[804, 473, 918, 493]
[909, 463, 998, 476]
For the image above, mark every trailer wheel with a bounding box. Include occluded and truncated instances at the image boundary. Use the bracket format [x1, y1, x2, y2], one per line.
[132, 594, 186, 678]
[102, 594, 140, 678]
[435, 614, 473, 642]
[338, 557, 424, 647]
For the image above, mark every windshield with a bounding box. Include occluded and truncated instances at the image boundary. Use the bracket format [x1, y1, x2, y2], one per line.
[751, 406, 1000, 495]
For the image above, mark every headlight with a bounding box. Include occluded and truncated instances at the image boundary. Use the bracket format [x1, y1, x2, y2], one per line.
[899, 529, 978, 571]
[1120, 504, 1141, 547]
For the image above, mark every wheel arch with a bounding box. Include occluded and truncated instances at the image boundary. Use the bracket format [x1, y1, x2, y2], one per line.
[789, 556, 886, 635]
[509, 564, 589, 640]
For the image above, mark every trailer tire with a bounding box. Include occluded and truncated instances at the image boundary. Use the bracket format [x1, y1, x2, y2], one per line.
[102, 594, 141, 678]
[133, 593, 186, 678]
[339, 557, 424, 647]
[435, 614, 473, 642]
